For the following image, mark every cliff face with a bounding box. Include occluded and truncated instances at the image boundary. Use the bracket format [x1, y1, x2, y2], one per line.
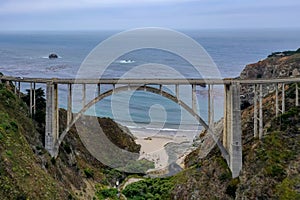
[239, 50, 300, 107]
[240, 51, 300, 79]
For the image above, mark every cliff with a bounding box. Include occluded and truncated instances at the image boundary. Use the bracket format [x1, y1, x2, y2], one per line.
[239, 48, 300, 107]
[0, 82, 143, 199]
[240, 48, 300, 80]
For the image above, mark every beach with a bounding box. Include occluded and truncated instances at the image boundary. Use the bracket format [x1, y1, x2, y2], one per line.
[131, 128, 199, 173]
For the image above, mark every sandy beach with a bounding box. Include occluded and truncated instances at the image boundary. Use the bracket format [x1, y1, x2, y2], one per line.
[131, 128, 198, 173]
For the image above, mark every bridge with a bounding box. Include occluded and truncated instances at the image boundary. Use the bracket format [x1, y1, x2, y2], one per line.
[1, 75, 300, 178]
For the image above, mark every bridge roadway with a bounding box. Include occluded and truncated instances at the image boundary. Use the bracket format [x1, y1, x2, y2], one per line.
[1, 74, 300, 178]
[2, 75, 300, 85]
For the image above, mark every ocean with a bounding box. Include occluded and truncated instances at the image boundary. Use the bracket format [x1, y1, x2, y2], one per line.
[1, 29, 300, 135]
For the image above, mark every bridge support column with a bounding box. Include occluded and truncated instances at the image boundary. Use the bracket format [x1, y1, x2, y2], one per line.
[192, 84, 196, 113]
[33, 83, 36, 116]
[282, 83, 285, 113]
[18, 82, 21, 98]
[296, 83, 299, 107]
[223, 82, 242, 178]
[253, 84, 258, 138]
[275, 84, 279, 117]
[45, 82, 59, 157]
[82, 84, 86, 108]
[175, 84, 179, 99]
[30, 82, 33, 116]
[259, 84, 263, 139]
[97, 83, 101, 96]
[14, 81, 17, 94]
[67, 84, 72, 125]
[208, 84, 214, 127]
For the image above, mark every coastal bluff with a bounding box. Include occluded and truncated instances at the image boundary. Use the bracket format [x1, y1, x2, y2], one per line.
[240, 48, 300, 79]
[239, 48, 300, 107]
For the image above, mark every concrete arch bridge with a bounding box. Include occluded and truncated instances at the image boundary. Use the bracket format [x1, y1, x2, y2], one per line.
[1, 75, 299, 178]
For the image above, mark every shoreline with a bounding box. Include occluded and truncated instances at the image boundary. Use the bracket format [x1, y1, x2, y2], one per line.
[132, 130, 199, 173]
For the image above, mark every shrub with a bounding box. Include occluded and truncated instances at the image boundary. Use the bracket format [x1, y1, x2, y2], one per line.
[84, 168, 94, 179]
[225, 178, 240, 198]
[96, 188, 118, 199]
[122, 177, 174, 200]
[50, 157, 56, 165]
[63, 143, 72, 154]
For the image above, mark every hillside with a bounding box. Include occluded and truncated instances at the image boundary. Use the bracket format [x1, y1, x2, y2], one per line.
[0, 81, 147, 199]
[0, 83, 71, 199]
[122, 51, 300, 199]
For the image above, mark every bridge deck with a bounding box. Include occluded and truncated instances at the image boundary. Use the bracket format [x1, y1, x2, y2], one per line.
[1, 75, 300, 85]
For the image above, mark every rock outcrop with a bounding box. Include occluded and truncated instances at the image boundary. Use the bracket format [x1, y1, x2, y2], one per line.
[48, 53, 58, 59]
[239, 49, 300, 107]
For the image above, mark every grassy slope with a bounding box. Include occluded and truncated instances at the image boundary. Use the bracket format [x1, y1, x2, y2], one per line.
[0, 82, 151, 200]
[122, 85, 300, 199]
[0, 83, 71, 199]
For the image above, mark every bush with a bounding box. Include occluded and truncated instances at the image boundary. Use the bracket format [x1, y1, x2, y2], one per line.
[63, 143, 72, 154]
[225, 178, 240, 198]
[84, 168, 94, 179]
[95, 187, 118, 200]
[276, 177, 300, 200]
[50, 157, 56, 165]
[122, 177, 174, 200]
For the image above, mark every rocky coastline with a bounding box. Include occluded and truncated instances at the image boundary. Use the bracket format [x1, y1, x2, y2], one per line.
[239, 49, 300, 108]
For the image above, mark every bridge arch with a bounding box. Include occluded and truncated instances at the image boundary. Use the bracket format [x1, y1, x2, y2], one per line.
[54, 85, 226, 158]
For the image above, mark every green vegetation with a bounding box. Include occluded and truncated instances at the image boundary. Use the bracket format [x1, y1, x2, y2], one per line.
[268, 48, 300, 58]
[255, 131, 294, 178]
[122, 177, 174, 200]
[95, 185, 119, 200]
[117, 159, 155, 174]
[0, 80, 153, 199]
[22, 87, 46, 122]
[276, 177, 300, 200]
[225, 178, 240, 198]
[22, 87, 46, 136]
[84, 168, 94, 178]
[0, 83, 71, 199]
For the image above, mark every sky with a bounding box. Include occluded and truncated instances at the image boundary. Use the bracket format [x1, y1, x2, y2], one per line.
[0, 0, 299, 31]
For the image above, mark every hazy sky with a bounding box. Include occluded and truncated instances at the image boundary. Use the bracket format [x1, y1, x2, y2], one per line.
[0, 0, 299, 30]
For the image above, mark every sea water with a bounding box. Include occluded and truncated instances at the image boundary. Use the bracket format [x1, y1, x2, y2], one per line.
[1, 29, 300, 134]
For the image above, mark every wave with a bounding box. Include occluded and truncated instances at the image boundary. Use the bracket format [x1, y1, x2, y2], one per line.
[125, 125, 201, 132]
[118, 59, 135, 64]
[42, 55, 62, 59]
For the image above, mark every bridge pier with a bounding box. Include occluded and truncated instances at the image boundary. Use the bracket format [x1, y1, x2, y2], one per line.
[192, 84, 196, 113]
[45, 82, 59, 157]
[33, 83, 36, 116]
[253, 85, 258, 138]
[259, 84, 263, 139]
[253, 84, 264, 139]
[223, 82, 242, 178]
[282, 83, 285, 113]
[30, 83, 33, 116]
[14, 81, 17, 94]
[275, 84, 279, 117]
[82, 84, 86, 108]
[296, 83, 299, 106]
[67, 83, 72, 125]
[208, 84, 214, 127]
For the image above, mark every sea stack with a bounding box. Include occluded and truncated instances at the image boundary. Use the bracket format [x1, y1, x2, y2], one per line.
[49, 53, 58, 59]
